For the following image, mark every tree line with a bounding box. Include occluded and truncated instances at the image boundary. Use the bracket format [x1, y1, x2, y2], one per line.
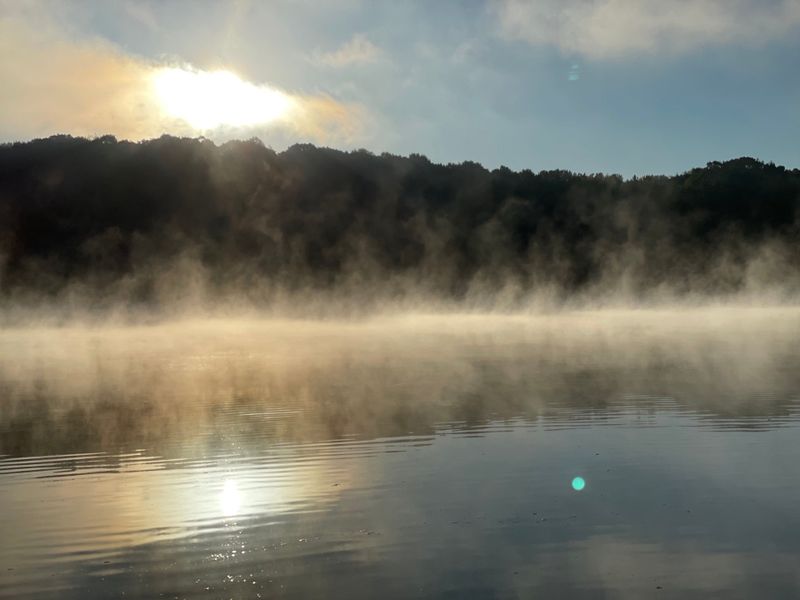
[1, 134, 798, 312]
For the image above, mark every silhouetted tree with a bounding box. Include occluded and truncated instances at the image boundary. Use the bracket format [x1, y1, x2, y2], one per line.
[0, 135, 798, 310]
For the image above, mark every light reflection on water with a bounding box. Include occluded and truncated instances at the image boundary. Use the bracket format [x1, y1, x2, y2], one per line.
[2, 308, 800, 598]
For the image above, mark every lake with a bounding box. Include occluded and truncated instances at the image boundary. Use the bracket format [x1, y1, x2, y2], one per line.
[2, 308, 800, 598]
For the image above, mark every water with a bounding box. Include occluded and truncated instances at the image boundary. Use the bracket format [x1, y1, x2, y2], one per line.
[2, 308, 800, 598]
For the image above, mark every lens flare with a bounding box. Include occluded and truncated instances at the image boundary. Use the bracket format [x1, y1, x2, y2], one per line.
[571, 476, 586, 491]
[152, 67, 293, 130]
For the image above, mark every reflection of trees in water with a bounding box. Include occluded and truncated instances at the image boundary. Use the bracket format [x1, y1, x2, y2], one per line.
[2, 312, 799, 458]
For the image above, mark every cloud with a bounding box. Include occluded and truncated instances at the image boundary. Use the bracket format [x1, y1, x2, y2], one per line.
[0, 16, 165, 140]
[0, 12, 364, 143]
[493, 0, 800, 59]
[315, 33, 383, 67]
[288, 95, 371, 143]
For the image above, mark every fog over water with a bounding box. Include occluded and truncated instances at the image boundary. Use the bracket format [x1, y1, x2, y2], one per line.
[2, 0, 800, 587]
[2, 308, 800, 598]
[2, 136, 800, 597]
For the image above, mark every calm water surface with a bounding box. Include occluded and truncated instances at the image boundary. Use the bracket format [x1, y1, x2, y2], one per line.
[2, 308, 800, 598]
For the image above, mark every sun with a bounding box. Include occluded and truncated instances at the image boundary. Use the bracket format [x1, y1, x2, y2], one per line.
[152, 67, 293, 130]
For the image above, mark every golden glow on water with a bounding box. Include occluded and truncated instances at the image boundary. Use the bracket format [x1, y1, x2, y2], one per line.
[152, 67, 293, 130]
[2, 308, 800, 597]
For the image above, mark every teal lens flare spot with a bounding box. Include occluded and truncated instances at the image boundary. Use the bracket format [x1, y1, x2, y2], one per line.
[571, 476, 586, 491]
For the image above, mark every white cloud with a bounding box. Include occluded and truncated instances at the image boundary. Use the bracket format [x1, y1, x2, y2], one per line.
[0, 13, 365, 144]
[315, 33, 383, 67]
[493, 0, 800, 59]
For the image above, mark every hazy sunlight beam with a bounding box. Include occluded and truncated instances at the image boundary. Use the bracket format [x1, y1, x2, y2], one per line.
[152, 67, 293, 130]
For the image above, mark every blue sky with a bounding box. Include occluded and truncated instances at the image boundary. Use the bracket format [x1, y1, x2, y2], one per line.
[1, 0, 799, 176]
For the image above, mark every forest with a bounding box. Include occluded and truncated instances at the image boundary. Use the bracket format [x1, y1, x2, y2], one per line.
[1, 135, 798, 313]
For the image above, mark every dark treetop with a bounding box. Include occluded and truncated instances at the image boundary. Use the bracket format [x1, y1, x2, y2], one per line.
[1, 135, 799, 310]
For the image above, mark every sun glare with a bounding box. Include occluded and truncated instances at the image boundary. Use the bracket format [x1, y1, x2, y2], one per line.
[219, 479, 241, 517]
[152, 67, 293, 130]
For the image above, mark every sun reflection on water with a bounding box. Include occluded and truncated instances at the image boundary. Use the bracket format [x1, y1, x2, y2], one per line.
[220, 480, 241, 517]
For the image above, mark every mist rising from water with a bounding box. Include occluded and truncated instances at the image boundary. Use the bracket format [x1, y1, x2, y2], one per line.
[2, 307, 799, 459]
[1, 136, 799, 324]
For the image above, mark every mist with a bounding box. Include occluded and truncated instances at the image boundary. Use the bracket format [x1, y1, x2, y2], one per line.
[4, 135, 800, 599]
[1, 135, 798, 323]
[5, 0, 800, 593]
[2, 308, 798, 460]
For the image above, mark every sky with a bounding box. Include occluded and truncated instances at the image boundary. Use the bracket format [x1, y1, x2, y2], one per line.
[1, 0, 799, 176]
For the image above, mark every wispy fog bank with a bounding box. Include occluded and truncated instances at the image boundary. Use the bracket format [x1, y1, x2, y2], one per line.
[3, 308, 799, 457]
[1, 136, 799, 323]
